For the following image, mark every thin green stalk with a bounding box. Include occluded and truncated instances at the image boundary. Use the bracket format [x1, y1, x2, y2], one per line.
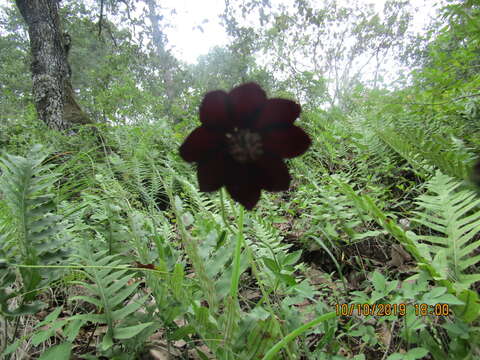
[261, 312, 337, 360]
[224, 205, 244, 350]
[230, 205, 244, 299]
[14, 264, 167, 274]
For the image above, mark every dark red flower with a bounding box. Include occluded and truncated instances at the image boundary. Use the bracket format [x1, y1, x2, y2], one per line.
[179, 82, 311, 210]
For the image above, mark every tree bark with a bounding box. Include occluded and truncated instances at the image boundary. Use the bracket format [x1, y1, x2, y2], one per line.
[15, 0, 91, 131]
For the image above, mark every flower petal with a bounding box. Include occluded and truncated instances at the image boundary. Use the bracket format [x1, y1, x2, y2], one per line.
[197, 152, 228, 192]
[227, 183, 261, 210]
[199, 90, 231, 128]
[255, 99, 301, 129]
[225, 162, 262, 210]
[256, 155, 291, 192]
[262, 125, 311, 159]
[229, 83, 267, 126]
[179, 126, 223, 162]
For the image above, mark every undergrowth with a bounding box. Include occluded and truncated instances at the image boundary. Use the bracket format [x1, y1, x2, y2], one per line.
[1, 105, 479, 360]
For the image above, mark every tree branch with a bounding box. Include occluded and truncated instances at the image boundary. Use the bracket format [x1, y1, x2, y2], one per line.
[97, 0, 104, 37]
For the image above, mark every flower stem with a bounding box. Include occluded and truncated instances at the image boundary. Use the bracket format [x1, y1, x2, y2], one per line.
[230, 205, 244, 299]
[224, 204, 245, 352]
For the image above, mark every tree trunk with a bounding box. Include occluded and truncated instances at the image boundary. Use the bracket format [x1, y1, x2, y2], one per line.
[15, 0, 91, 131]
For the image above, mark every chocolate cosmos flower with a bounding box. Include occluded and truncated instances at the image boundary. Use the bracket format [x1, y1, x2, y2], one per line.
[179, 82, 311, 210]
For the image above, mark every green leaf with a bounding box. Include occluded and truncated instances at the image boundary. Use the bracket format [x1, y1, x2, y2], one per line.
[405, 347, 429, 360]
[277, 273, 297, 286]
[70, 313, 106, 323]
[34, 306, 62, 329]
[372, 271, 386, 292]
[421, 289, 464, 306]
[455, 289, 480, 322]
[283, 250, 302, 266]
[64, 319, 85, 342]
[109, 279, 140, 308]
[38, 342, 72, 360]
[113, 322, 154, 339]
[386, 354, 403, 360]
[262, 258, 279, 273]
[249, 306, 271, 321]
[1, 340, 21, 356]
[101, 332, 114, 351]
[31, 321, 66, 346]
[442, 320, 470, 339]
[169, 324, 196, 341]
[112, 295, 148, 321]
[215, 230, 227, 251]
[431, 294, 464, 305]
[105, 273, 134, 296]
[429, 287, 447, 298]
[69, 295, 102, 308]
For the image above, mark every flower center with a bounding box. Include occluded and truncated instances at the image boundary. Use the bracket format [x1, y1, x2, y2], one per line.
[226, 128, 264, 163]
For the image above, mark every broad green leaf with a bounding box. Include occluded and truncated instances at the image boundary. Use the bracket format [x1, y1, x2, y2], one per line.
[168, 324, 196, 341]
[38, 342, 72, 360]
[69, 295, 102, 308]
[405, 347, 429, 359]
[113, 322, 154, 339]
[112, 295, 148, 321]
[262, 258, 279, 273]
[34, 306, 62, 329]
[1, 340, 21, 356]
[64, 319, 85, 342]
[455, 289, 480, 323]
[31, 320, 66, 346]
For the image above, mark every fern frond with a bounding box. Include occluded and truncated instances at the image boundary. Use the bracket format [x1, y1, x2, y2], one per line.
[106, 151, 170, 212]
[412, 171, 480, 290]
[248, 214, 291, 258]
[408, 130, 475, 180]
[376, 126, 475, 180]
[332, 176, 456, 293]
[70, 242, 153, 350]
[375, 127, 431, 178]
[0, 145, 68, 300]
[176, 173, 218, 215]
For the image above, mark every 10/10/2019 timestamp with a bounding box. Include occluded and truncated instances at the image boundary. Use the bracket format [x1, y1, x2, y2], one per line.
[335, 303, 451, 317]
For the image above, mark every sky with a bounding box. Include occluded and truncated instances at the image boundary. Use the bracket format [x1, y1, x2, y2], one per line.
[160, 0, 441, 65]
[160, 0, 228, 64]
